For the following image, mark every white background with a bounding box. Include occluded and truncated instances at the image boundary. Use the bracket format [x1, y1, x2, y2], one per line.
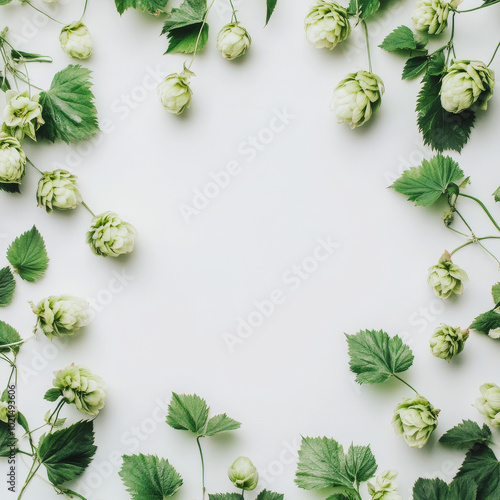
[1, 0, 500, 499]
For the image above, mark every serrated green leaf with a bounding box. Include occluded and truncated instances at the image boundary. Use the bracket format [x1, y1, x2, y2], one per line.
[346, 330, 414, 385]
[0, 182, 20, 193]
[492, 284, 500, 303]
[44, 388, 62, 402]
[6, 226, 48, 282]
[427, 51, 446, 76]
[0, 267, 15, 307]
[119, 454, 183, 500]
[470, 309, 500, 337]
[0, 321, 22, 355]
[295, 437, 354, 490]
[266, 0, 278, 25]
[326, 492, 362, 500]
[115, 0, 168, 14]
[205, 413, 241, 436]
[403, 56, 428, 80]
[256, 491, 284, 500]
[440, 420, 492, 449]
[345, 444, 377, 484]
[0, 421, 14, 458]
[413, 477, 477, 500]
[209, 495, 244, 500]
[391, 154, 464, 207]
[380, 26, 417, 52]
[347, 0, 380, 19]
[38, 420, 97, 485]
[165, 24, 209, 54]
[166, 393, 209, 435]
[38, 65, 99, 143]
[417, 73, 476, 152]
[455, 445, 500, 499]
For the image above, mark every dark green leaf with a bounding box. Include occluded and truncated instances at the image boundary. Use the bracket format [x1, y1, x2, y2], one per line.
[0, 182, 20, 193]
[0, 321, 22, 355]
[266, 0, 278, 25]
[166, 393, 209, 435]
[428, 50, 446, 76]
[10, 50, 52, 63]
[0, 421, 14, 458]
[6, 226, 49, 282]
[326, 492, 362, 500]
[403, 56, 428, 80]
[44, 388, 62, 402]
[38, 420, 97, 485]
[209, 495, 244, 500]
[346, 330, 414, 385]
[345, 444, 377, 484]
[205, 414, 241, 436]
[440, 420, 492, 449]
[115, 0, 168, 14]
[38, 65, 99, 143]
[347, 0, 380, 19]
[391, 154, 464, 206]
[380, 26, 417, 51]
[413, 477, 477, 500]
[0, 267, 15, 307]
[17, 412, 30, 434]
[256, 491, 284, 500]
[165, 24, 209, 54]
[470, 309, 500, 337]
[119, 454, 183, 499]
[0, 71, 10, 91]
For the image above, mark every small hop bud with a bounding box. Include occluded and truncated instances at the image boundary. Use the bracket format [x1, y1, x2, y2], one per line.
[427, 251, 468, 299]
[228, 457, 259, 491]
[158, 68, 194, 115]
[0, 133, 26, 184]
[441, 210, 454, 227]
[304, 0, 351, 50]
[2, 90, 44, 141]
[368, 470, 402, 500]
[31, 295, 89, 340]
[493, 186, 500, 202]
[43, 410, 66, 427]
[440, 60, 495, 114]
[59, 22, 92, 60]
[53, 364, 107, 416]
[412, 0, 452, 35]
[217, 23, 251, 60]
[87, 211, 137, 258]
[392, 395, 440, 448]
[474, 383, 500, 427]
[37, 170, 82, 213]
[429, 324, 469, 362]
[0, 401, 16, 424]
[331, 70, 385, 128]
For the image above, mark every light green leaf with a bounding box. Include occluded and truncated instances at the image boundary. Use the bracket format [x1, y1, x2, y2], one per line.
[205, 414, 241, 436]
[413, 477, 477, 500]
[0, 267, 15, 306]
[492, 283, 500, 304]
[256, 491, 284, 500]
[266, 0, 278, 25]
[0, 321, 22, 355]
[346, 330, 414, 385]
[6, 226, 48, 282]
[347, 0, 380, 19]
[119, 454, 183, 499]
[38, 421, 97, 485]
[345, 444, 377, 484]
[44, 388, 62, 402]
[391, 154, 464, 206]
[295, 437, 353, 490]
[380, 26, 418, 52]
[38, 65, 99, 143]
[166, 393, 209, 435]
[115, 0, 168, 14]
[440, 420, 492, 449]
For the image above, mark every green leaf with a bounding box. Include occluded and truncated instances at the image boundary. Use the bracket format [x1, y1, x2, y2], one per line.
[346, 330, 414, 385]
[17, 412, 30, 434]
[0, 182, 19, 193]
[347, 0, 380, 19]
[440, 420, 492, 449]
[161, 0, 209, 54]
[413, 477, 477, 500]
[44, 388, 62, 402]
[38, 420, 97, 485]
[0, 71, 10, 91]
[345, 445, 377, 484]
[493, 187, 500, 202]
[403, 56, 428, 80]
[166, 393, 209, 435]
[492, 284, 500, 304]
[266, 0, 278, 25]
[470, 309, 500, 337]
[0, 321, 22, 355]
[428, 50, 446, 76]
[326, 492, 362, 500]
[0, 267, 15, 307]
[391, 154, 464, 207]
[256, 491, 284, 500]
[0, 421, 14, 458]
[209, 495, 244, 500]
[10, 49, 52, 63]
[416, 73, 476, 152]
[0, 0, 13, 5]
[115, 0, 168, 14]
[380, 26, 418, 52]
[456, 445, 500, 499]
[205, 414, 241, 436]
[119, 454, 183, 500]
[6, 226, 49, 282]
[295, 436, 353, 490]
[38, 65, 99, 143]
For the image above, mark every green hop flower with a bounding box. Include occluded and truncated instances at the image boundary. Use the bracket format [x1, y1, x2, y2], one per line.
[157, 68, 194, 115]
[216, 23, 252, 60]
[59, 21, 92, 60]
[392, 395, 440, 448]
[440, 60, 495, 114]
[53, 364, 107, 416]
[412, 0, 453, 35]
[474, 383, 500, 427]
[331, 70, 385, 128]
[0, 132, 26, 184]
[427, 251, 468, 299]
[368, 470, 402, 500]
[87, 211, 137, 257]
[2, 90, 44, 141]
[31, 295, 89, 340]
[429, 324, 468, 362]
[304, 0, 351, 49]
[228, 456, 259, 491]
[37, 169, 82, 213]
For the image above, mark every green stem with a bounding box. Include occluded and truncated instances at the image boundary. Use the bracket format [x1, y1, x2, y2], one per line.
[447, 225, 469, 238]
[17, 460, 41, 500]
[394, 375, 419, 395]
[17, 450, 33, 457]
[361, 20, 372, 73]
[56, 487, 89, 500]
[488, 42, 500, 67]
[456, 0, 500, 13]
[80, 0, 89, 21]
[450, 236, 500, 256]
[228, 0, 238, 22]
[458, 193, 500, 232]
[81, 201, 95, 217]
[445, 12, 455, 66]
[187, 0, 216, 70]
[24, 2, 64, 25]
[196, 437, 206, 500]
[0, 339, 29, 350]
[0, 353, 15, 367]
[26, 158, 43, 175]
